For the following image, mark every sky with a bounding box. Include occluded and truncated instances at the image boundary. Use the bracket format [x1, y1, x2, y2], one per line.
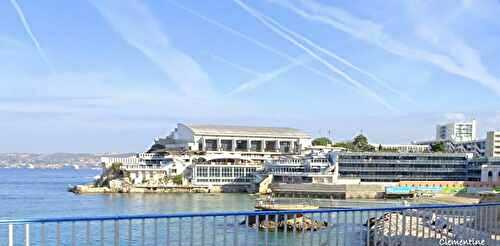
[1, 0, 500, 153]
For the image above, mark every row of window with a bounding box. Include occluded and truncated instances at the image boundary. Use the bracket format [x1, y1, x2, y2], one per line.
[339, 163, 467, 169]
[195, 166, 257, 178]
[339, 156, 466, 161]
[195, 178, 253, 183]
[340, 171, 467, 176]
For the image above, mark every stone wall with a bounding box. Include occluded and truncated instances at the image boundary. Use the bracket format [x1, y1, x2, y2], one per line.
[345, 184, 385, 199]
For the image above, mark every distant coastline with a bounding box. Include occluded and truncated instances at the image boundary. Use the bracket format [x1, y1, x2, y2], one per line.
[0, 152, 132, 169]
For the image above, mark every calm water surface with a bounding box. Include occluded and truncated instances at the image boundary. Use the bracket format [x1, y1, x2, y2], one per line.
[0, 168, 255, 219]
[0, 168, 407, 245]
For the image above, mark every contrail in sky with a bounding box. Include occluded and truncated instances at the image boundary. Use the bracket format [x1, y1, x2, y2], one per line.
[233, 0, 396, 112]
[9, 0, 54, 73]
[229, 55, 310, 95]
[210, 54, 261, 76]
[261, 15, 413, 103]
[167, 0, 346, 92]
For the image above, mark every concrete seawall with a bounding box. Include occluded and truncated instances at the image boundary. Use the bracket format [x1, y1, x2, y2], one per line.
[270, 183, 385, 199]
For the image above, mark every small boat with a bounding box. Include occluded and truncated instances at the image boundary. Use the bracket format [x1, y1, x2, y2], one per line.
[73, 165, 80, 170]
[27, 164, 35, 169]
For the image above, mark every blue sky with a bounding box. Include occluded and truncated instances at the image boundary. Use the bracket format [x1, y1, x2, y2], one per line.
[1, 0, 500, 153]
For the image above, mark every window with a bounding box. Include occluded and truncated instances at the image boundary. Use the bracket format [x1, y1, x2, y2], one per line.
[209, 167, 220, 177]
[265, 141, 276, 152]
[222, 167, 232, 177]
[234, 167, 245, 177]
[250, 141, 262, 152]
[221, 140, 233, 151]
[235, 140, 248, 151]
[205, 139, 217, 151]
[279, 141, 291, 153]
[197, 167, 208, 177]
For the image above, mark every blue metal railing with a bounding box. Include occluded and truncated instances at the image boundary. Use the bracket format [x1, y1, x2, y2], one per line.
[1, 203, 499, 245]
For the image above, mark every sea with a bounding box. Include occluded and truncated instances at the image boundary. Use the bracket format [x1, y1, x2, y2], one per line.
[0, 168, 258, 220]
[0, 168, 404, 245]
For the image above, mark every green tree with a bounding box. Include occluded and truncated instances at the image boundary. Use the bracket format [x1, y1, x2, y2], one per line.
[352, 134, 375, 152]
[431, 142, 446, 152]
[111, 162, 122, 173]
[353, 134, 368, 147]
[172, 175, 183, 185]
[333, 142, 354, 150]
[312, 137, 332, 146]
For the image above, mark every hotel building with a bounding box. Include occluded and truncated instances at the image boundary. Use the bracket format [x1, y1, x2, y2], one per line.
[263, 152, 473, 184]
[155, 123, 312, 161]
[334, 152, 471, 182]
[436, 120, 477, 142]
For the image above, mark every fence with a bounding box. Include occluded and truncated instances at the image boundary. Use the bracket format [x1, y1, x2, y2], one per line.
[0, 203, 499, 245]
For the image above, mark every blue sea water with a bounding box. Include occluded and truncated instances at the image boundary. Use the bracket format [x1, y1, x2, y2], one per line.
[0, 168, 398, 245]
[0, 168, 255, 220]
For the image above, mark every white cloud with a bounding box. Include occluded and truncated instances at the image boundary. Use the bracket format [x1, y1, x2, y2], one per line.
[270, 0, 500, 96]
[89, 0, 214, 99]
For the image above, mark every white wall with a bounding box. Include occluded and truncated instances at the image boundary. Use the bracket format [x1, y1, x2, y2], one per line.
[481, 165, 500, 183]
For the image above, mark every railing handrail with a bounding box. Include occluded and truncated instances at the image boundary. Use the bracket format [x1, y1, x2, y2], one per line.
[1, 203, 499, 225]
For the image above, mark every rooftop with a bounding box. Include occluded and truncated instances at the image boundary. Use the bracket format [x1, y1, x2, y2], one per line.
[182, 124, 311, 138]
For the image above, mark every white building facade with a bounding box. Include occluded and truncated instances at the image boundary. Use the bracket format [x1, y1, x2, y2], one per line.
[156, 124, 312, 160]
[486, 131, 500, 158]
[191, 155, 260, 187]
[436, 120, 477, 142]
[370, 144, 431, 153]
[481, 165, 500, 183]
[101, 153, 191, 185]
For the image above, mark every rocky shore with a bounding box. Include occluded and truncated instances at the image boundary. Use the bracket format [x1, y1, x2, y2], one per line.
[69, 183, 213, 194]
[246, 214, 328, 231]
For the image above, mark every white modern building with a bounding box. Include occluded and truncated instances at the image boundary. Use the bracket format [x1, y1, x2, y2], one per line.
[486, 131, 500, 158]
[370, 143, 431, 153]
[191, 155, 260, 187]
[264, 154, 340, 184]
[155, 123, 312, 160]
[101, 153, 191, 185]
[436, 120, 477, 142]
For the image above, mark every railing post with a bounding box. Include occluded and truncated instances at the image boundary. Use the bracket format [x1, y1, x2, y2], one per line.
[25, 224, 30, 246]
[85, 221, 90, 246]
[56, 222, 61, 246]
[8, 224, 13, 246]
[127, 219, 132, 246]
[114, 220, 119, 246]
[141, 219, 145, 246]
[40, 223, 45, 246]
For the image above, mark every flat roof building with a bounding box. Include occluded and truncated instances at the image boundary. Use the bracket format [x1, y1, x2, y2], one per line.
[436, 120, 476, 142]
[486, 131, 500, 158]
[155, 123, 312, 160]
[370, 143, 431, 153]
[333, 152, 471, 182]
